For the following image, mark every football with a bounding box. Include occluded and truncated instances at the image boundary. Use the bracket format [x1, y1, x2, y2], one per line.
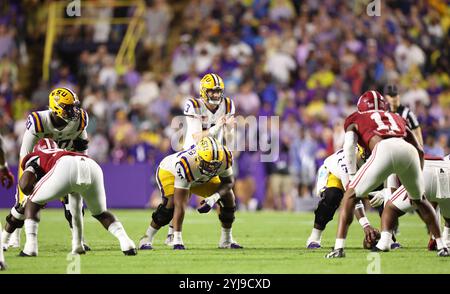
[363, 229, 381, 250]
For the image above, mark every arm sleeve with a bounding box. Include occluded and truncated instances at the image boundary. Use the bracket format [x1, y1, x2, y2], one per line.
[343, 131, 358, 175]
[183, 116, 203, 149]
[173, 162, 191, 190]
[20, 125, 40, 159]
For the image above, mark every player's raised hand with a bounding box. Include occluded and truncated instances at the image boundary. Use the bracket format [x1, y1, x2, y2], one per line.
[0, 166, 14, 189]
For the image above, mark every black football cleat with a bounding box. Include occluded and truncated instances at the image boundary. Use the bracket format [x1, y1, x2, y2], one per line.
[325, 248, 345, 258]
[82, 243, 91, 251]
[173, 244, 186, 250]
[123, 248, 137, 256]
[437, 248, 449, 257]
[19, 250, 37, 257]
[371, 246, 389, 252]
[0, 261, 7, 271]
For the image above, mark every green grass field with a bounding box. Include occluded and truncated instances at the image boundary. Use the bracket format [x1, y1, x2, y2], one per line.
[1, 209, 449, 274]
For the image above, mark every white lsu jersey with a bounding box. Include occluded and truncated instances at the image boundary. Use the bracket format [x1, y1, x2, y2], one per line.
[159, 144, 233, 190]
[182, 97, 235, 149]
[21, 109, 89, 158]
[316, 148, 366, 195]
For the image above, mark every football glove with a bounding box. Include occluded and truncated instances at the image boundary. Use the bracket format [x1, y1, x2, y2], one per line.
[0, 166, 14, 189]
[197, 193, 221, 214]
[368, 190, 385, 207]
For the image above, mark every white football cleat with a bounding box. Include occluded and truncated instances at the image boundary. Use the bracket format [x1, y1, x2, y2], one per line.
[219, 239, 243, 249]
[165, 234, 174, 246]
[138, 236, 153, 250]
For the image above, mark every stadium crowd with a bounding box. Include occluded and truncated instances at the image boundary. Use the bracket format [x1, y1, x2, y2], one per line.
[0, 0, 449, 211]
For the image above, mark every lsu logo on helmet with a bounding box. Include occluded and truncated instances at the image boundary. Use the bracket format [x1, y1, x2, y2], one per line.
[49, 87, 81, 122]
[196, 136, 224, 176]
[199, 73, 225, 105]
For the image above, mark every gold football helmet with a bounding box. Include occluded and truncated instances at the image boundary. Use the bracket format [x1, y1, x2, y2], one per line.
[48, 87, 81, 122]
[199, 73, 225, 105]
[196, 136, 224, 176]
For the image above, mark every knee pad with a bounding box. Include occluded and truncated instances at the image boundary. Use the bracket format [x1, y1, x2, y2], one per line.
[152, 204, 174, 227]
[219, 206, 236, 224]
[314, 187, 343, 230]
[6, 213, 25, 229]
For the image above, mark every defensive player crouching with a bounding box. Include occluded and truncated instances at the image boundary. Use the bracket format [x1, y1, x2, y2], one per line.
[326, 90, 448, 258]
[18, 138, 136, 256]
[370, 155, 450, 250]
[139, 137, 242, 250]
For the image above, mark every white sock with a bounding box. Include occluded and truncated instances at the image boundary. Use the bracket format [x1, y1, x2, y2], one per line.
[173, 231, 183, 245]
[0, 228, 4, 263]
[309, 228, 323, 243]
[376, 231, 392, 250]
[146, 226, 159, 244]
[443, 227, 449, 243]
[167, 224, 174, 236]
[9, 228, 21, 245]
[23, 219, 38, 255]
[334, 238, 345, 249]
[435, 238, 446, 250]
[221, 227, 232, 243]
[108, 221, 133, 251]
[1, 230, 11, 247]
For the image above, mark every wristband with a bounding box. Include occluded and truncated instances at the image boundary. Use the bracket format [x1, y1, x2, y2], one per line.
[358, 217, 370, 228]
[0, 162, 8, 169]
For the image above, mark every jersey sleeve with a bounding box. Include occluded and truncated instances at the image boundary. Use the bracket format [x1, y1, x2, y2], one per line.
[183, 116, 203, 149]
[20, 115, 43, 159]
[343, 112, 357, 131]
[224, 97, 235, 116]
[174, 161, 191, 190]
[183, 98, 201, 117]
[406, 110, 420, 130]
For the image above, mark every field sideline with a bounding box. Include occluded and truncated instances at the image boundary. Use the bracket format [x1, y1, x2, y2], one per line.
[0, 209, 449, 274]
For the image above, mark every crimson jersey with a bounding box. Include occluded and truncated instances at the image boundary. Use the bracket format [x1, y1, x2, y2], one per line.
[344, 110, 407, 150]
[21, 148, 87, 178]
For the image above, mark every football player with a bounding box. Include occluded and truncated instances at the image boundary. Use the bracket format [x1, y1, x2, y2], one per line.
[18, 138, 136, 256]
[0, 135, 15, 270]
[306, 147, 380, 249]
[370, 154, 450, 249]
[326, 90, 448, 258]
[165, 73, 236, 245]
[139, 136, 242, 250]
[2, 87, 90, 250]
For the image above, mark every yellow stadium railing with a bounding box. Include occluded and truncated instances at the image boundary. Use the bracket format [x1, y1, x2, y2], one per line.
[43, 0, 146, 82]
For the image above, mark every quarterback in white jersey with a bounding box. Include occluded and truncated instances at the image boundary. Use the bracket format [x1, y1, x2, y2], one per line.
[165, 73, 235, 244]
[139, 137, 242, 250]
[182, 73, 235, 149]
[2, 87, 90, 250]
[307, 147, 380, 249]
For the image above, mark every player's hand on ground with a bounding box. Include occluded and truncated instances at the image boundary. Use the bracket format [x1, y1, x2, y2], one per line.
[0, 167, 14, 189]
[363, 225, 380, 246]
[197, 193, 221, 213]
[368, 190, 384, 207]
